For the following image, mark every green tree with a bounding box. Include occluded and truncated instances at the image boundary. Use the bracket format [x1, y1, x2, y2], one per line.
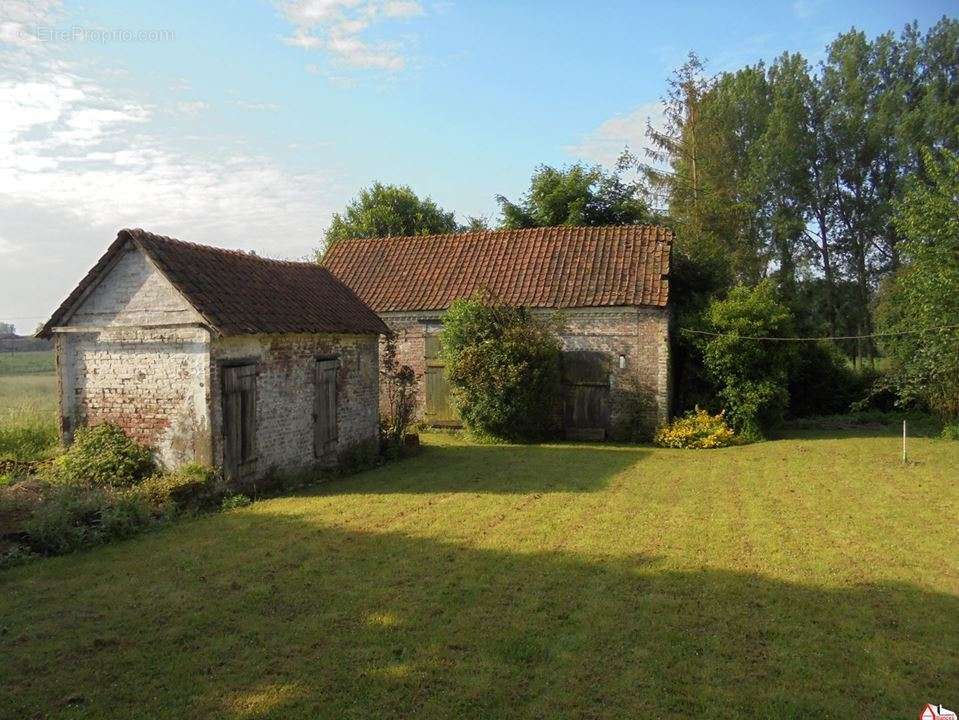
[496, 161, 649, 229]
[703, 281, 798, 440]
[440, 293, 562, 441]
[322, 183, 458, 255]
[876, 149, 959, 418]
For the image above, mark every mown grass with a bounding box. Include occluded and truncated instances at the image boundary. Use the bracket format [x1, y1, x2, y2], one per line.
[0, 373, 59, 461]
[2, 430, 957, 719]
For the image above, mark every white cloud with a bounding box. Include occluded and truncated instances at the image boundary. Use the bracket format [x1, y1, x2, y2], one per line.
[0, 59, 350, 334]
[175, 100, 209, 114]
[382, 1, 423, 18]
[567, 101, 667, 169]
[233, 100, 281, 111]
[0, 0, 63, 48]
[276, 0, 423, 72]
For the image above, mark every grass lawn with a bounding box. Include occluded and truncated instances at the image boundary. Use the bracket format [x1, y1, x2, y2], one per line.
[2, 430, 958, 719]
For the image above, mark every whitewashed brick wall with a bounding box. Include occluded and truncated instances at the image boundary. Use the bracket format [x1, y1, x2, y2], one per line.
[58, 328, 212, 468]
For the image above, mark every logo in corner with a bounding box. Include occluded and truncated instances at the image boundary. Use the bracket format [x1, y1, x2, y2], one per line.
[920, 704, 957, 720]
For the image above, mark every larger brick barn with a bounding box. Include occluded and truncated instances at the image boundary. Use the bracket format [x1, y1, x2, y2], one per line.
[324, 225, 673, 439]
[40, 229, 388, 481]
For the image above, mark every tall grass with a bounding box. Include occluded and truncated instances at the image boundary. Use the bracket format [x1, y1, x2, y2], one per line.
[0, 374, 59, 461]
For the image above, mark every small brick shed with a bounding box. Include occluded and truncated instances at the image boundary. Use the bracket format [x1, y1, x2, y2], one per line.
[324, 225, 673, 439]
[40, 229, 388, 481]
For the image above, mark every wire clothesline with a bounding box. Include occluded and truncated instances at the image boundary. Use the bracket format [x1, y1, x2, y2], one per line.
[678, 324, 959, 342]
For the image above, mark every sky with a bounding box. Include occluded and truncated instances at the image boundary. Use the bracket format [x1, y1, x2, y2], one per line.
[0, 0, 954, 334]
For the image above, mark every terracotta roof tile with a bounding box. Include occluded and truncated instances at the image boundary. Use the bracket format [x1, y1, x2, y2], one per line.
[323, 225, 671, 313]
[40, 229, 388, 337]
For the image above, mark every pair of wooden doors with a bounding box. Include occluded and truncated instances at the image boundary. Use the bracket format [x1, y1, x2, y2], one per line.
[222, 358, 339, 481]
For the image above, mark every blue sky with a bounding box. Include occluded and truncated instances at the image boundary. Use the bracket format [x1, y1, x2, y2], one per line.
[0, 0, 954, 333]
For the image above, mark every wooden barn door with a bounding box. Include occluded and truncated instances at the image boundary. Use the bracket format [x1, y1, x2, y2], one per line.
[423, 334, 459, 426]
[222, 364, 257, 481]
[314, 358, 339, 458]
[562, 351, 611, 440]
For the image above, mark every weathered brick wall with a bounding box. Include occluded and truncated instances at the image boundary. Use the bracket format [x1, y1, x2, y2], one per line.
[210, 333, 379, 477]
[379, 306, 671, 434]
[66, 245, 205, 327]
[55, 245, 212, 468]
[57, 327, 212, 468]
[377, 314, 437, 421]
[556, 307, 671, 434]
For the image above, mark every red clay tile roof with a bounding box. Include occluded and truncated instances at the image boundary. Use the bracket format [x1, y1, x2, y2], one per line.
[40, 229, 389, 337]
[323, 225, 671, 313]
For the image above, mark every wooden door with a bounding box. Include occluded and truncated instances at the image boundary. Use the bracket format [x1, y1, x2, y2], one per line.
[223, 364, 256, 481]
[423, 334, 459, 426]
[562, 351, 611, 440]
[314, 358, 339, 457]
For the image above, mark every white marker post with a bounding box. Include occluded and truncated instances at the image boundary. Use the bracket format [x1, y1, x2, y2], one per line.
[902, 420, 907, 463]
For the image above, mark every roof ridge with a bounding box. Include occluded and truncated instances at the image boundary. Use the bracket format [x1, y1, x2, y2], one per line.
[120, 228, 317, 269]
[328, 223, 673, 247]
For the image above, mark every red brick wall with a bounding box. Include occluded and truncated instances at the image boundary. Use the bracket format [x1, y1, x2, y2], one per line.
[378, 306, 671, 436]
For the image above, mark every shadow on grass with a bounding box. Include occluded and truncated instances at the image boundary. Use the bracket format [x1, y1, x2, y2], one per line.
[780, 415, 943, 441]
[2, 510, 956, 719]
[320, 442, 649, 495]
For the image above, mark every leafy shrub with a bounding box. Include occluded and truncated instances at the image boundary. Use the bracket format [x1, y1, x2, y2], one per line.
[97, 490, 157, 540]
[941, 422, 959, 440]
[379, 334, 418, 455]
[787, 342, 864, 417]
[23, 484, 110, 554]
[876, 149, 959, 420]
[441, 292, 562, 441]
[22, 481, 167, 556]
[221, 494, 252, 511]
[703, 281, 798, 440]
[654, 409, 738, 449]
[136, 463, 219, 510]
[51, 423, 155, 488]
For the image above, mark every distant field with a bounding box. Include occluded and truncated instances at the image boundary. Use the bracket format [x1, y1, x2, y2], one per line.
[0, 351, 54, 376]
[0, 369, 58, 462]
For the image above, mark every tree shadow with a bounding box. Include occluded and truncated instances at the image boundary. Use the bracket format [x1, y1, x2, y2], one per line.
[2, 510, 956, 719]
[319, 442, 649, 495]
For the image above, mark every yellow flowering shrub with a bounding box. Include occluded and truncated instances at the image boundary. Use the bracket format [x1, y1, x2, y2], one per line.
[654, 409, 737, 449]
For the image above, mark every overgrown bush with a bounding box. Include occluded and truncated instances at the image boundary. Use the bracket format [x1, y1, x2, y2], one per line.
[941, 423, 959, 441]
[787, 342, 864, 417]
[654, 409, 738, 449]
[221, 494, 252, 511]
[50, 423, 155, 488]
[136, 463, 220, 510]
[21, 483, 160, 555]
[441, 292, 562, 441]
[379, 334, 419, 456]
[703, 281, 798, 440]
